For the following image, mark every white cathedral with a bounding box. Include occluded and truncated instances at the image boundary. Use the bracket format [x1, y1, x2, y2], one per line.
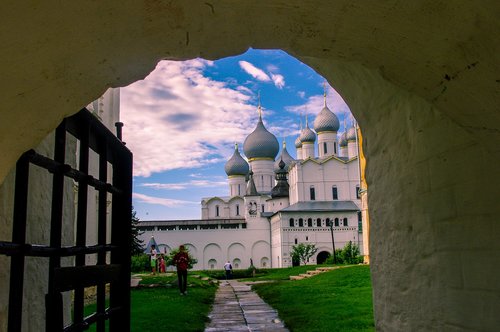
[138, 95, 363, 269]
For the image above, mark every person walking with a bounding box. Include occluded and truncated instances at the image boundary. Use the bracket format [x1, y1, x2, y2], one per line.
[223, 261, 233, 280]
[150, 244, 158, 275]
[173, 245, 190, 295]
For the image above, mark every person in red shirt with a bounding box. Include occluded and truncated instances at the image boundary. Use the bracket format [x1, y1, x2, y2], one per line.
[173, 245, 190, 295]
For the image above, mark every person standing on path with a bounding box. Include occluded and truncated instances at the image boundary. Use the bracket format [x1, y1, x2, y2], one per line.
[173, 245, 190, 295]
[223, 261, 233, 280]
[150, 244, 158, 275]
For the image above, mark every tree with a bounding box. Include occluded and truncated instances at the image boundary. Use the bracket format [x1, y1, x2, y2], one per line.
[165, 247, 198, 269]
[291, 243, 318, 265]
[130, 208, 144, 256]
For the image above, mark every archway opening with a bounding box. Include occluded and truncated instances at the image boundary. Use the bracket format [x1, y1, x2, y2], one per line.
[317, 251, 331, 265]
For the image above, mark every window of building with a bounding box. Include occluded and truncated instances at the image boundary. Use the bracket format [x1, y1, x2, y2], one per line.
[306, 236, 309, 241]
[294, 238, 298, 244]
[261, 204, 265, 212]
[334, 218, 339, 227]
[323, 142, 327, 154]
[332, 186, 338, 200]
[289, 218, 294, 227]
[236, 204, 240, 216]
[308, 218, 312, 227]
[343, 217, 348, 226]
[334, 142, 337, 154]
[316, 218, 322, 227]
[326, 218, 331, 227]
[238, 184, 241, 196]
[356, 185, 360, 199]
[299, 218, 304, 227]
[310, 186, 316, 200]
[358, 212, 362, 231]
[215, 205, 219, 217]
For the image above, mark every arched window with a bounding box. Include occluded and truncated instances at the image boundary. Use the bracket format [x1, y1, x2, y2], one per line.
[294, 238, 298, 245]
[261, 204, 265, 212]
[343, 217, 348, 226]
[323, 142, 327, 154]
[299, 218, 304, 227]
[236, 204, 240, 216]
[326, 218, 331, 227]
[289, 218, 294, 227]
[356, 185, 360, 199]
[334, 218, 339, 227]
[334, 142, 337, 154]
[238, 184, 241, 196]
[310, 186, 316, 200]
[215, 205, 220, 217]
[308, 218, 312, 227]
[316, 218, 322, 227]
[332, 186, 338, 200]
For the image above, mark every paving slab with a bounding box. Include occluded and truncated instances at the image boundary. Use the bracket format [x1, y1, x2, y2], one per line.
[205, 280, 289, 332]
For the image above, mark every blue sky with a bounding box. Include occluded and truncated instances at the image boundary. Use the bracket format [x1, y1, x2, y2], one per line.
[121, 49, 353, 221]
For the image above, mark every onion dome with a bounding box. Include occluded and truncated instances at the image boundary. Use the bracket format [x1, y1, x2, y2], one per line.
[347, 127, 357, 142]
[275, 141, 295, 171]
[339, 132, 348, 147]
[243, 104, 279, 160]
[224, 143, 249, 176]
[299, 116, 316, 143]
[294, 136, 302, 148]
[314, 105, 340, 133]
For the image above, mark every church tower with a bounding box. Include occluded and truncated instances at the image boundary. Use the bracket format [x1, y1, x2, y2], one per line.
[314, 84, 340, 158]
[224, 143, 249, 197]
[299, 114, 316, 159]
[243, 99, 279, 193]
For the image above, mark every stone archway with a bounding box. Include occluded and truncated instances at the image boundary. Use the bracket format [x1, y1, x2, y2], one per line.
[316, 251, 331, 265]
[1, 2, 499, 331]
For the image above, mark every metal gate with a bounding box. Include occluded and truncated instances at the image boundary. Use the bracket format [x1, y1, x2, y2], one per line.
[0, 109, 132, 331]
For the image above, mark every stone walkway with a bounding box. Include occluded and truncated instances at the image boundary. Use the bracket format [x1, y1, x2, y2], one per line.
[205, 280, 289, 332]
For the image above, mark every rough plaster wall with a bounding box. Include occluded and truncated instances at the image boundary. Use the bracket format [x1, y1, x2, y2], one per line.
[0, 135, 76, 331]
[1, 1, 499, 331]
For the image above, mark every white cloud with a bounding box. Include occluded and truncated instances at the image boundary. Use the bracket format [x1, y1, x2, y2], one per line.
[271, 73, 285, 89]
[297, 91, 306, 99]
[140, 179, 228, 190]
[121, 59, 258, 177]
[238, 61, 271, 82]
[133, 193, 198, 207]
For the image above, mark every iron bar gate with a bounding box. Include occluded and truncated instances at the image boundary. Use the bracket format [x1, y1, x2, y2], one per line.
[0, 109, 133, 331]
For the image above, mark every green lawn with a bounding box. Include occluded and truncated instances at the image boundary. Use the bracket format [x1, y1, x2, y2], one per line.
[252, 265, 374, 332]
[83, 265, 374, 332]
[84, 274, 217, 332]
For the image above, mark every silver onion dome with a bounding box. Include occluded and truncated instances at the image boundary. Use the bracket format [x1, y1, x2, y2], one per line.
[294, 136, 302, 148]
[339, 132, 348, 147]
[243, 115, 279, 160]
[347, 126, 357, 141]
[274, 141, 295, 171]
[225, 143, 249, 176]
[299, 126, 316, 143]
[314, 105, 340, 133]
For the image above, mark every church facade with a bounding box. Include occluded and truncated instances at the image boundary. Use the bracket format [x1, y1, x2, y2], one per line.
[138, 96, 363, 270]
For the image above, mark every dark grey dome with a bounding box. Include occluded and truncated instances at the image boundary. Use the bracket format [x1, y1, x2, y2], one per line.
[274, 141, 295, 171]
[314, 106, 340, 133]
[294, 136, 302, 148]
[243, 117, 279, 160]
[347, 127, 357, 141]
[299, 126, 316, 143]
[339, 132, 348, 147]
[225, 144, 249, 176]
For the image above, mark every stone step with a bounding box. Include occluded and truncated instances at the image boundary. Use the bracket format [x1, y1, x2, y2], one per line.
[289, 275, 304, 280]
[307, 270, 323, 275]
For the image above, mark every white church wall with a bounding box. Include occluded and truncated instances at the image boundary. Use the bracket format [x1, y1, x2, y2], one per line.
[228, 197, 244, 217]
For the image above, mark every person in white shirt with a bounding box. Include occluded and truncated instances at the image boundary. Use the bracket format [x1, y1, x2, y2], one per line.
[223, 261, 232, 280]
[150, 244, 158, 275]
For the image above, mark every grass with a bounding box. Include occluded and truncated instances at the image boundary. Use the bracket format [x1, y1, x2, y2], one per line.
[83, 265, 374, 332]
[84, 274, 217, 332]
[252, 265, 374, 332]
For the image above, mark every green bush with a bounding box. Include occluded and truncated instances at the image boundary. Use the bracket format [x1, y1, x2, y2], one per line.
[131, 254, 150, 272]
[324, 241, 363, 265]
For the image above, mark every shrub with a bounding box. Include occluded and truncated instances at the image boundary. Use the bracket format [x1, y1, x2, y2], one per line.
[131, 254, 150, 272]
[324, 241, 362, 265]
